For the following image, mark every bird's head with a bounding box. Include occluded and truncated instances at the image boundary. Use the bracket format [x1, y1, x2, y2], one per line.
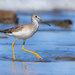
[32, 14, 51, 26]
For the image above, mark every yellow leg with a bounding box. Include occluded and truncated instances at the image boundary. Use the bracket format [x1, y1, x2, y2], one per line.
[12, 39, 17, 60]
[22, 40, 43, 59]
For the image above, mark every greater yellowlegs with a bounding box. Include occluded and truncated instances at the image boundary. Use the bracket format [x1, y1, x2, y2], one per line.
[0, 14, 50, 60]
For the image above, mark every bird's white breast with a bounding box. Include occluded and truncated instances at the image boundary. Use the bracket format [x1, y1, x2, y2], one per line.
[7, 24, 39, 40]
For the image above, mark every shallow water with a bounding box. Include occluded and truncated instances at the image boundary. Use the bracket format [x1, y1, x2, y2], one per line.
[0, 11, 75, 75]
[0, 61, 75, 75]
[0, 11, 75, 61]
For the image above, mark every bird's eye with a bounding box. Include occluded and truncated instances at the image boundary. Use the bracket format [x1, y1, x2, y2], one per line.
[35, 16, 37, 18]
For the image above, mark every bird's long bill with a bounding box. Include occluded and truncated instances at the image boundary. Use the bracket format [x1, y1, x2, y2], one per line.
[39, 18, 51, 26]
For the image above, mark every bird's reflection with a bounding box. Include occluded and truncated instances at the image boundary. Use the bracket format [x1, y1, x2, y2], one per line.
[23, 62, 26, 73]
[12, 61, 15, 73]
[12, 61, 26, 73]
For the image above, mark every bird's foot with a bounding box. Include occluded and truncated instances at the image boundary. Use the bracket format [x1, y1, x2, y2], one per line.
[32, 52, 43, 59]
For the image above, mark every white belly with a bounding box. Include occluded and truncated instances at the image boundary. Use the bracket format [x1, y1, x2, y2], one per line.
[7, 27, 38, 40]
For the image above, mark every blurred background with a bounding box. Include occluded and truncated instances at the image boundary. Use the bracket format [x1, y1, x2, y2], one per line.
[0, 0, 75, 75]
[0, 0, 75, 11]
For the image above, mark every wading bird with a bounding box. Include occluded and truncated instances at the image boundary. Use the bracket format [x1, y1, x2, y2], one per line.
[0, 14, 50, 60]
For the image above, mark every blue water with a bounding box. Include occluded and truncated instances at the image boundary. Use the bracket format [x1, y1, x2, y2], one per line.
[0, 11, 75, 62]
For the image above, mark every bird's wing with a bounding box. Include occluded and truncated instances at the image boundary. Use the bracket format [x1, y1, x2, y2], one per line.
[0, 24, 26, 33]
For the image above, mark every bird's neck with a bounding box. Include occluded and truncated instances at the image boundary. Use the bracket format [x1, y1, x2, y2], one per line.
[31, 19, 39, 32]
[32, 19, 39, 26]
